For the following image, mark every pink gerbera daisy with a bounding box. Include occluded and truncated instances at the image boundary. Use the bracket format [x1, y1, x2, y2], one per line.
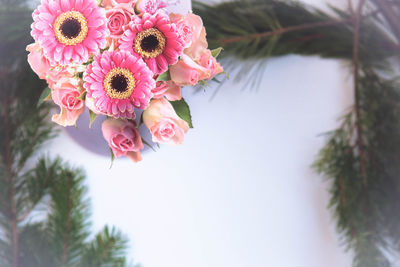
[31, 0, 109, 65]
[84, 51, 155, 119]
[119, 11, 184, 75]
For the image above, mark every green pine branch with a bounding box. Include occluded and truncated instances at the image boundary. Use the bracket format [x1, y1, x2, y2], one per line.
[194, 0, 399, 75]
[80, 226, 129, 267]
[0, 1, 132, 266]
[195, 0, 400, 266]
[314, 68, 400, 267]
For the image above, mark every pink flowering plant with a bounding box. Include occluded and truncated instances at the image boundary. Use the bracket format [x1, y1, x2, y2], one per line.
[28, 0, 224, 164]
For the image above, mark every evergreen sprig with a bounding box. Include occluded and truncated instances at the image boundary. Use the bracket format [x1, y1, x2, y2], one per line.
[194, 0, 399, 62]
[0, 0, 131, 266]
[314, 69, 400, 267]
[195, 0, 400, 266]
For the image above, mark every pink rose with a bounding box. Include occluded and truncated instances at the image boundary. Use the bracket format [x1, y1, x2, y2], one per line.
[26, 42, 51, 80]
[169, 13, 193, 49]
[51, 78, 85, 127]
[152, 80, 182, 101]
[170, 54, 210, 86]
[135, 0, 167, 15]
[106, 7, 132, 39]
[102, 118, 144, 162]
[170, 13, 208, 60]
[26, 42, 73, 88]
[102, 0, 136, 7]
[102, 0, 136, 14]
[185, 26, 208, 61]
[46, 65, 74, 88]
[198, 50, 224, 79]
[143, 98, 189, 145]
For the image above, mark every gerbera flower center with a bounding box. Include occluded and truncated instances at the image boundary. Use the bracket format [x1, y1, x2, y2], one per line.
[54, 11, 88, 46]
[134, 28, 166, 59]
[111, 75, 128, 93]
[104, 68, 136, 99]
[61, 18, 81, 39]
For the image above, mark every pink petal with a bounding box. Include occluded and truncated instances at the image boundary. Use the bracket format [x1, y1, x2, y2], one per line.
[75, 44, 85, 57]
[84, 39, 98, 51]
[88, 19, 104, 28]
[92, 67, 104, 78]
[64, 46, 72, 61]
[35, 21, 48, 31]
[60, 0, 71, 11]
[156, 55, 168, 73]
[145, 58, 157, 73]
[143, 20, 154, 30]
[118, 101, 127, 113]
[75, 0, 83, 9]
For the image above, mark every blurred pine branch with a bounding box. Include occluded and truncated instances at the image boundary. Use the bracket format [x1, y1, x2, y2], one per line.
[194, 0, 399, 62]
[0, 1, 131, 266]
[195, 0, 400, 266]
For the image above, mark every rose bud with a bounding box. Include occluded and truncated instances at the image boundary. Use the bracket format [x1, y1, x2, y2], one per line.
[170, 54, 210, 86]
[106, 6, 132, 39]
[51, 78, 85, 127]
[143, 98, 189, 145]
[198, 49, 224, 79]
[152, 80, 182, 101]
[170, 13, 208, 60]
[102, 118, 144, 163]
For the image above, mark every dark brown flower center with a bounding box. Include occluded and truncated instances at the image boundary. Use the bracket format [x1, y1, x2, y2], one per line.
[54, 11, 88, 46]
[111, 74, 128, 93]
[141, 35, 160, 52]
[104, 68, 136, 99]
[60, 18, 82, 39]
[134, 28, 166, 59]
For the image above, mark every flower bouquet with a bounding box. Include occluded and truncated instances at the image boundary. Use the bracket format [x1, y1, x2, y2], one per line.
[27, 0, 223, 163]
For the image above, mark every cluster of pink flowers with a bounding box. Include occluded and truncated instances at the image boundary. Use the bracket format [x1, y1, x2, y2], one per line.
[27, 0, 223, 163]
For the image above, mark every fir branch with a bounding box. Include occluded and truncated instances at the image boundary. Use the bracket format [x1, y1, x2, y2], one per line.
[0, 2, 132, 266]
[194, 0, 399, 64]
[219, 18, 352, 45]
[371, 0, 400, 42]
[47, 166, 91, 267]
[197, 0, 400, 265]
[352, 0, 368, 186]
[61, 175, 73, 267]
[17, 158, 63, 223]
[80, 226, 129, 267]
[18, 223, 54, 267]
[314, 68, 400, 267]
[2, 97, 20, 267]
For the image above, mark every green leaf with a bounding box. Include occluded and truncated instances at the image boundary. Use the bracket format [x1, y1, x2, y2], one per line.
[211, 47, 223, 58]
[37, 87, 51, 107]
[212, 77, 222, 83]
[169, 98, 193, 128]
[109, 147, 115, 169]
[97, 0, 102, 6]
[77, 91, 87, 101]
[156, 70, 171, 82]
[141, 138, 156, 152]
[89, 110, 97, 129]
[139, 112, 144, 127]
[75, 72, 84, 79]
[222, 71, 230, 79]
[198, 80, 208, 86]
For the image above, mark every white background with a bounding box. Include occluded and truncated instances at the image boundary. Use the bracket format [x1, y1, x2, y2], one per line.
[44, 0, 355, 266]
